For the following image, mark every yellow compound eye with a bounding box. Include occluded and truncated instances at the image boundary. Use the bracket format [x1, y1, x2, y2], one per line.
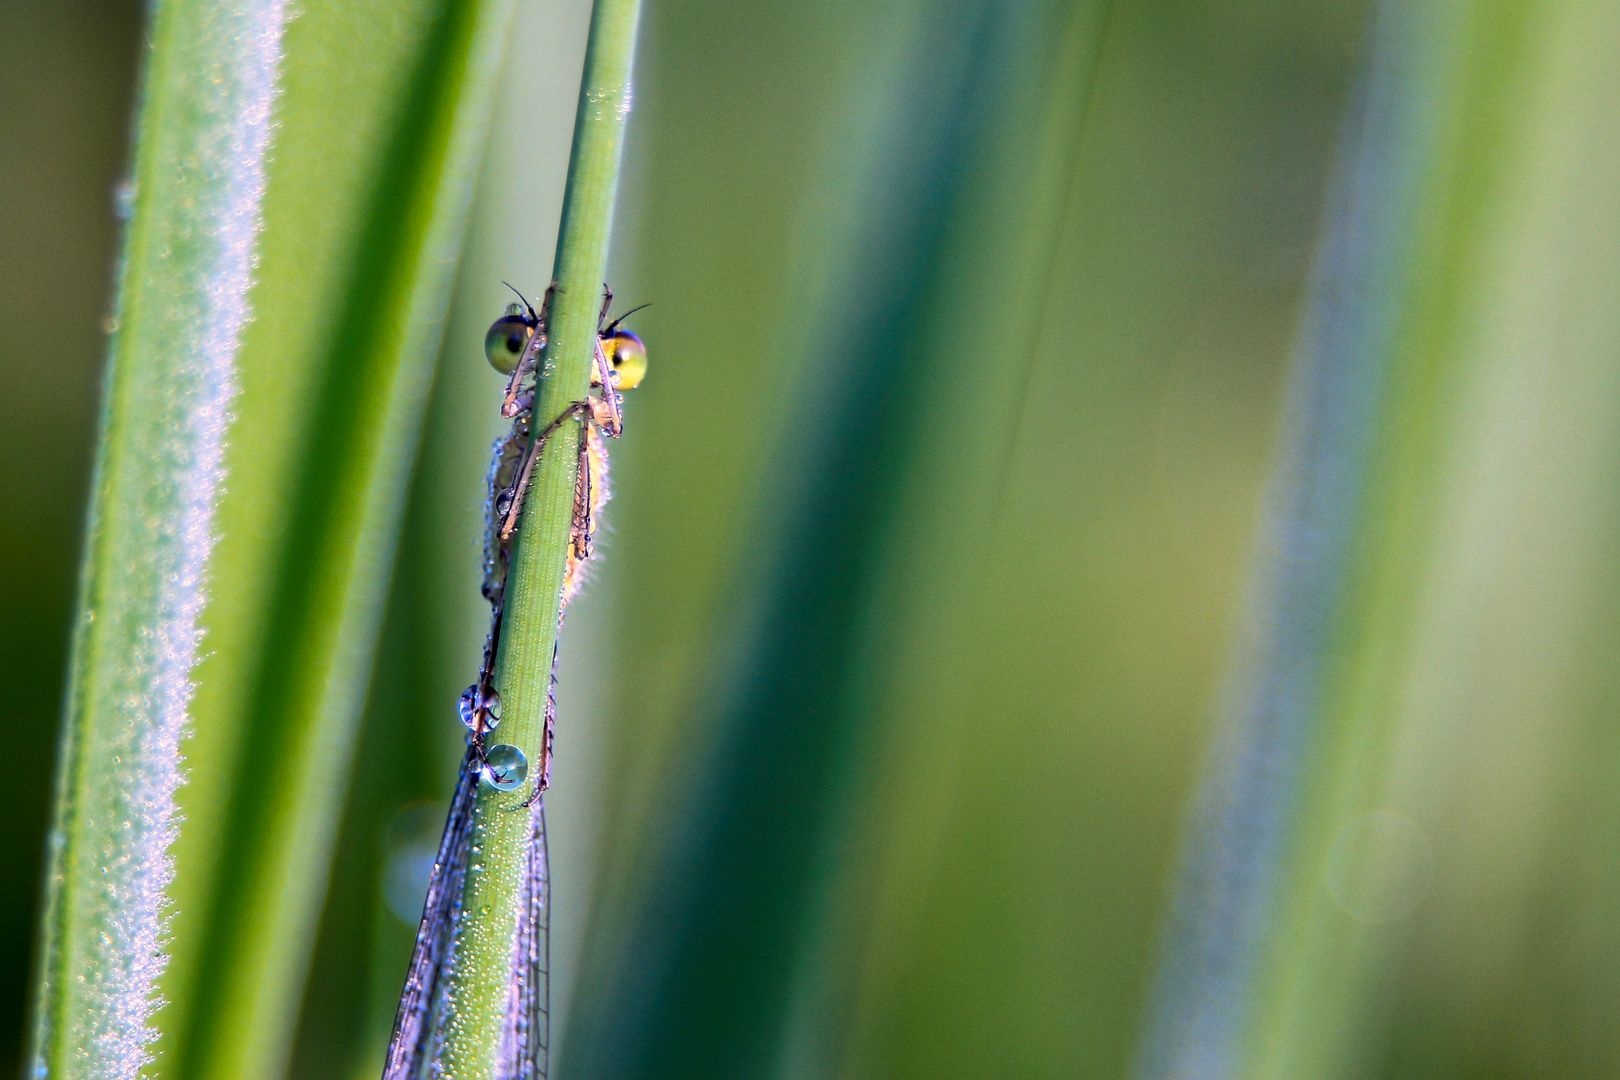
[485, 314, 534, 375]
[603, 330, 647, 389]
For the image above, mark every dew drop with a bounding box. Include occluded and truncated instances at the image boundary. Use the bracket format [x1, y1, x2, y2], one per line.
[459, 684, 503, 730]
[481, 744, 527, 791]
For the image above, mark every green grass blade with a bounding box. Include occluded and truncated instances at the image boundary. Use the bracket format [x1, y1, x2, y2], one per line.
[153, 0, 521, 1076]
[567, 1, 1363, 1075]
[1239, 0, 1620, 1073]
[285, 10, 598, 1074]
[1132, 2, 1456, 1075]
[28, 0, 519, 1077]
[27, 2, 291, 1076]
[1134, 0, 1620, 1076]
[434, 0, 642, 1074]
[558, 1, 1109, 1074]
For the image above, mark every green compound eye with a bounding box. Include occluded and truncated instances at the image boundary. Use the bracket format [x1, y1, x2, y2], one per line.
[485, 314, 534, 375]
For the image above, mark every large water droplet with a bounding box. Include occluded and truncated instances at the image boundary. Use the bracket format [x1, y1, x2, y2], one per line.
[459, 684, 503, 730]
[481, 744, 528, 791]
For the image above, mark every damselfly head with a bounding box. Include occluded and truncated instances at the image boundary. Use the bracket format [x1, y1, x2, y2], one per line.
[485, 312, 535, 375]
[602, 329, 647, 389]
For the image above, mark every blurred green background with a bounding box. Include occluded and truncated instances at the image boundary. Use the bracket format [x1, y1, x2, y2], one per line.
[0, 0, 144, 1071]
[12, 0, 1620, 1077]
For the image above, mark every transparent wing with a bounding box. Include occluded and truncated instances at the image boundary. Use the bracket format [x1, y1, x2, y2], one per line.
[508, 800, 550, 1080]
[382, 749, 479, 1080]
[381, 761, 550, 1080]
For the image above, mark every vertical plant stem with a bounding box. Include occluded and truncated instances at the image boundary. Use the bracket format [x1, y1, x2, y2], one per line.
[27, 1, 290, 1077]
[437, 0, 641, 1074]
[1130, 4, 1449, 1077]
[1136, 0, 1549, 1076]
[160, 1, 522, 1076]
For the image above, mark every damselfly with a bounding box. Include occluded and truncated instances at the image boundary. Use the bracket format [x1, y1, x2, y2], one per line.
[382, 286, 647, 1080]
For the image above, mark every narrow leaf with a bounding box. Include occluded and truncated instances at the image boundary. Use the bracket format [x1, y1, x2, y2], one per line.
[28, 1, 290, 1076]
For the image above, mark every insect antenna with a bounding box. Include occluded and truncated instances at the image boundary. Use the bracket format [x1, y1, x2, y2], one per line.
[502, 281, 540, 323]
[603, 302, 652, 336]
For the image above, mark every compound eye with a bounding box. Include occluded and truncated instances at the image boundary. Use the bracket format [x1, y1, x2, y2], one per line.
[485, 315, 534, 375]
[604, 330, 647, 389]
